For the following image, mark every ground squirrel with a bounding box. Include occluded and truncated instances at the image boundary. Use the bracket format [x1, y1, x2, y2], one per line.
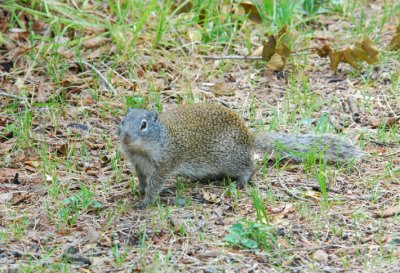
[118, 102, 364, 207]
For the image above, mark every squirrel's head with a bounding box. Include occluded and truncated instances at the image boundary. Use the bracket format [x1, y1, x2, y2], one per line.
[118, 109, 162, 154]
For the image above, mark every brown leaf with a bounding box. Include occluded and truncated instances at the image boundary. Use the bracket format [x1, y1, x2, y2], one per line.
[313, 249, 329, 263]
[170, 1, 192, 14]
[316, 44, 333, 58]
[36, 83, 53, 103]
[260, 27, 291, 71]
[151, 230, 168, 245]
[188, 28, 202, 43]
[82, 36, 111, 49]
[389, 24, 400, 51]
[262, 35, 276, 62]
[239, 2, 262, 23]
[270, 204, 295, 222]
[342, 47, 361, 70]
[266, 53, 286, 71]
[326, 38, 379, 72]
[248, 45, 263, 57]
[373, 206, 400, 218]
[352, 38, 379, 65]
[329, 51, 342, 72]
[0, 192, 13, 204]
[211, 83, 235, 97]
[202, 190, 221, 203]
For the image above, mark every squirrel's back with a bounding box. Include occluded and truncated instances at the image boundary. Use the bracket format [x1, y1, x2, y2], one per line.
[160, 103, 255, 151]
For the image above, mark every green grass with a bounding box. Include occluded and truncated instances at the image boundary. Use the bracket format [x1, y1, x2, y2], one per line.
[0, 0, 399, 272]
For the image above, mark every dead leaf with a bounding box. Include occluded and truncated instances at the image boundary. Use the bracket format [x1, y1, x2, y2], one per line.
[313, 249, 329, 263]
[36, 82, 53, 103]
[269, 204, 295, 222]
[86, 227, 100, 243]
[328, 51, 341, 72]
[82, 36, 111, 49]
[255, 27, 291, 71]
[202, 190, 221, 203]
[316, 44, 333, 57]
[188, 28, 202, 43]
[267, 53, 286, 71]
[170, 1, 192, 14]
[248, 45, 263, 57]
[322, 38, 379, 72]
[373, 206, 400, 218]
[262, 35, 276, 62]
[0, 192, 13, 204]
[210, 83, 235, 97]
[239, 2, 262, 23]
[151, 230, 168, 245]
[352, 38, 379, 65]
[389, 24, 400, 51]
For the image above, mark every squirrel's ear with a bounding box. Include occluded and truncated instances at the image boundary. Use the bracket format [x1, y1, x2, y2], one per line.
[128, 108, 135, 113]
[150, 110, 159, 122]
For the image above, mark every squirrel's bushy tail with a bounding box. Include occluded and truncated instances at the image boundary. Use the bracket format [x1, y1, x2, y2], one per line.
[254, 133, 365, 163]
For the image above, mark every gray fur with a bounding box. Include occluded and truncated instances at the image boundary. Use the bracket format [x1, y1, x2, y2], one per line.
[255, 132, 365, 163]
[119, 103, 365, 207]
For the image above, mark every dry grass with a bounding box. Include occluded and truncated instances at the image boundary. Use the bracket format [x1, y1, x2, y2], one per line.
[0, 0, 399, 272]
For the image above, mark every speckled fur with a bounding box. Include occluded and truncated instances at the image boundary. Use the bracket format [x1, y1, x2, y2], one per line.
[119, 103, 255, 206]
[119, 103, 364, 207]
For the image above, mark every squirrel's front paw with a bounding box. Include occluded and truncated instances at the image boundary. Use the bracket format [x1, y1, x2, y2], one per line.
[133, 200, 148, 209]
[133, 197, 156, 209]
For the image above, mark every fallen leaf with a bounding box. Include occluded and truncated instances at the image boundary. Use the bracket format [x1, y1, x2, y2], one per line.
[151, 230, 168, 245]
[82, 36, 111, 49]
[36, 82, 53, 103]
[352, 38, 379, 65]
[389, 24, 400, 51]
[266, 53, 286, 71]
[313, 249, 329, 263]
[373, 206, 400, 218]
[203, 190, 221, 203]
[210, 83, 235, 97]
[248, 45, 263, 57]
[316, 44, 333, 57]
[321, 38, 379, 72]
[269, 204, 295, 222]
[188, 28, 202, 43]
[262, 35, 276, 62]
[239, 2, 262, 23]
[86, 227, 100, 243]
[0, 192, 13, 204]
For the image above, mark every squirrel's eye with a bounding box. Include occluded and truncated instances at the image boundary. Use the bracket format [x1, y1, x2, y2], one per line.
[140, 120, 147, 131]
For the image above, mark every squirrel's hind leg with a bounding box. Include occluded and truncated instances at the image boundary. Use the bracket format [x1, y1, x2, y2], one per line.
[234, 169, 253, 188]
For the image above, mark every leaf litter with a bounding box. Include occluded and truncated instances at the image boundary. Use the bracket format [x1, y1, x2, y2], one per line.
[0, 1, 399, 272]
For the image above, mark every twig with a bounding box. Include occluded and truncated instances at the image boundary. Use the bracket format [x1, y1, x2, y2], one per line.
[0, 90, 25, 101]
[203, 55, 263, 60]
[347, 96, 361, 123]
[203, 51, 312, 61]
[276, 173, 308, 201]
[73, 61, 117, 96]
[369, 140, 397, 148]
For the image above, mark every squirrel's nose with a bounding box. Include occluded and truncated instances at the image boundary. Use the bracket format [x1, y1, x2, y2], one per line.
[122, 132, 132, 145]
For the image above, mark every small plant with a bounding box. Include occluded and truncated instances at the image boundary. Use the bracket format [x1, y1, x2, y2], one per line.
[126, 95, 146, 109]
[315, 159, 329, 206]
[251, 189, 270, 224]
[223, 220, 275, 250]
[113, 244, 129, 266]
[58, 185, 103, 227]
[224, 189, 277, 250]
[226, 178, 239, 205]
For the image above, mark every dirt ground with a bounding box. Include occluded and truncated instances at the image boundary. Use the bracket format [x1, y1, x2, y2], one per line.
[0, 1, 400, 272]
